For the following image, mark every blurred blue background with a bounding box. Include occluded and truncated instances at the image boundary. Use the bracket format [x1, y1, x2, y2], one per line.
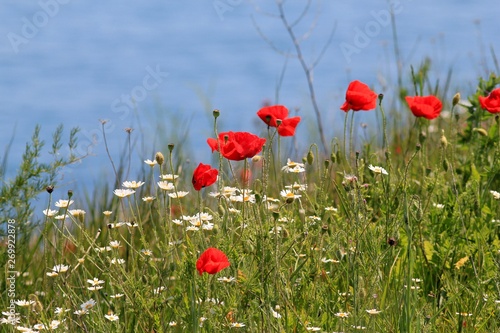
[1, 0, 498, 197]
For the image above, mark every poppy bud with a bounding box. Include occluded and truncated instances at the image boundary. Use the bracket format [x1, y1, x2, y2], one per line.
[252, 155, 262, 163]
[218, 205, 225, 216]
[168, 144, 174, 153]
[324, 159, 330, 169]
[253, 179, 262, 193]
[307, 150, 314, 165]
[443, 158, 448, 171]
[67, 190, 73, 198]
[330, 153, 336, 164]
[452, 93, 460, 106]
[155, 152, 165, 165]
[440, 130, 448, 147]
[472, 128, 488, 136]
[419, 131, 427, 144]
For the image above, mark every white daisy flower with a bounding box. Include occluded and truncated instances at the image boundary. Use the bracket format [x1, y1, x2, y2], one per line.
[87, 278, 105, 286]
[113, 189, 135, 198]
[282, 159, 305, 173]
[14, 300, 35, 307]
[168, 191, 189, 198]
[144, 159, 158, 167]
[43, 209, 58, 217]
[105, 312, 119, 321]
[80, 299, 96, 310]
[160, 174, 179, 181]
[157, 181, 175, 191]
[368, 164, 388, 175]
[54, 199, 74, 208]
[122, 180, 145, 189]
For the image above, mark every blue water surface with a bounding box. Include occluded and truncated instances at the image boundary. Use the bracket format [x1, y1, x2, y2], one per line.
[0, 0, 498, 206]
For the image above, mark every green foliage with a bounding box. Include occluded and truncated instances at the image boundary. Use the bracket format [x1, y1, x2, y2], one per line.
[0, 124, 81, 231]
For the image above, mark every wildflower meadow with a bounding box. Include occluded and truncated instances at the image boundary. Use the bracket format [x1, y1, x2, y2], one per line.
[2, 4, 500, 333]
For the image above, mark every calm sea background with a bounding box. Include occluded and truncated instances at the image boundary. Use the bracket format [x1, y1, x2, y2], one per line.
[1, 0, 498, 205]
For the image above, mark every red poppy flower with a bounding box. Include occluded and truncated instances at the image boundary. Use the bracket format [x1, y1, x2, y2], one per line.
[207, 131, 266, 161]
[340, 80, 377, 112]
[405, 95, 443, 120]
[479, 88, 500, 113]
[256, 105, 301, 136]
[192, 163, 218, 191]
[196, 247, 230, 275]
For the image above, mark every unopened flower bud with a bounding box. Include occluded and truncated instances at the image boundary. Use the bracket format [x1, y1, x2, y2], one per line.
[67, 190, 73, 198]
[440, 130, 448, 147]
[253, 179, 262, 193]
[285, 197, 295, 204]
[324, 159, 330, 169]
[307, 150, 314, 165]
[168, 144, 174, 152]
[213, 109, 220, 119]
[46, 185, 54, 194]
[419, 131, 427, 144]
[452, 92, 460, 106]
[330, 153, 336, 164]
[472, 128, 488, 136]
[155, 152, 165, 165]
[218, 205, 225, 216]
[443, 158, 448, 171]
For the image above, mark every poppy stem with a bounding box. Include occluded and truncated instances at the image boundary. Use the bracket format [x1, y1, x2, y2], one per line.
[343, 111, 349, 164]
[348, 111, 355, 166]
